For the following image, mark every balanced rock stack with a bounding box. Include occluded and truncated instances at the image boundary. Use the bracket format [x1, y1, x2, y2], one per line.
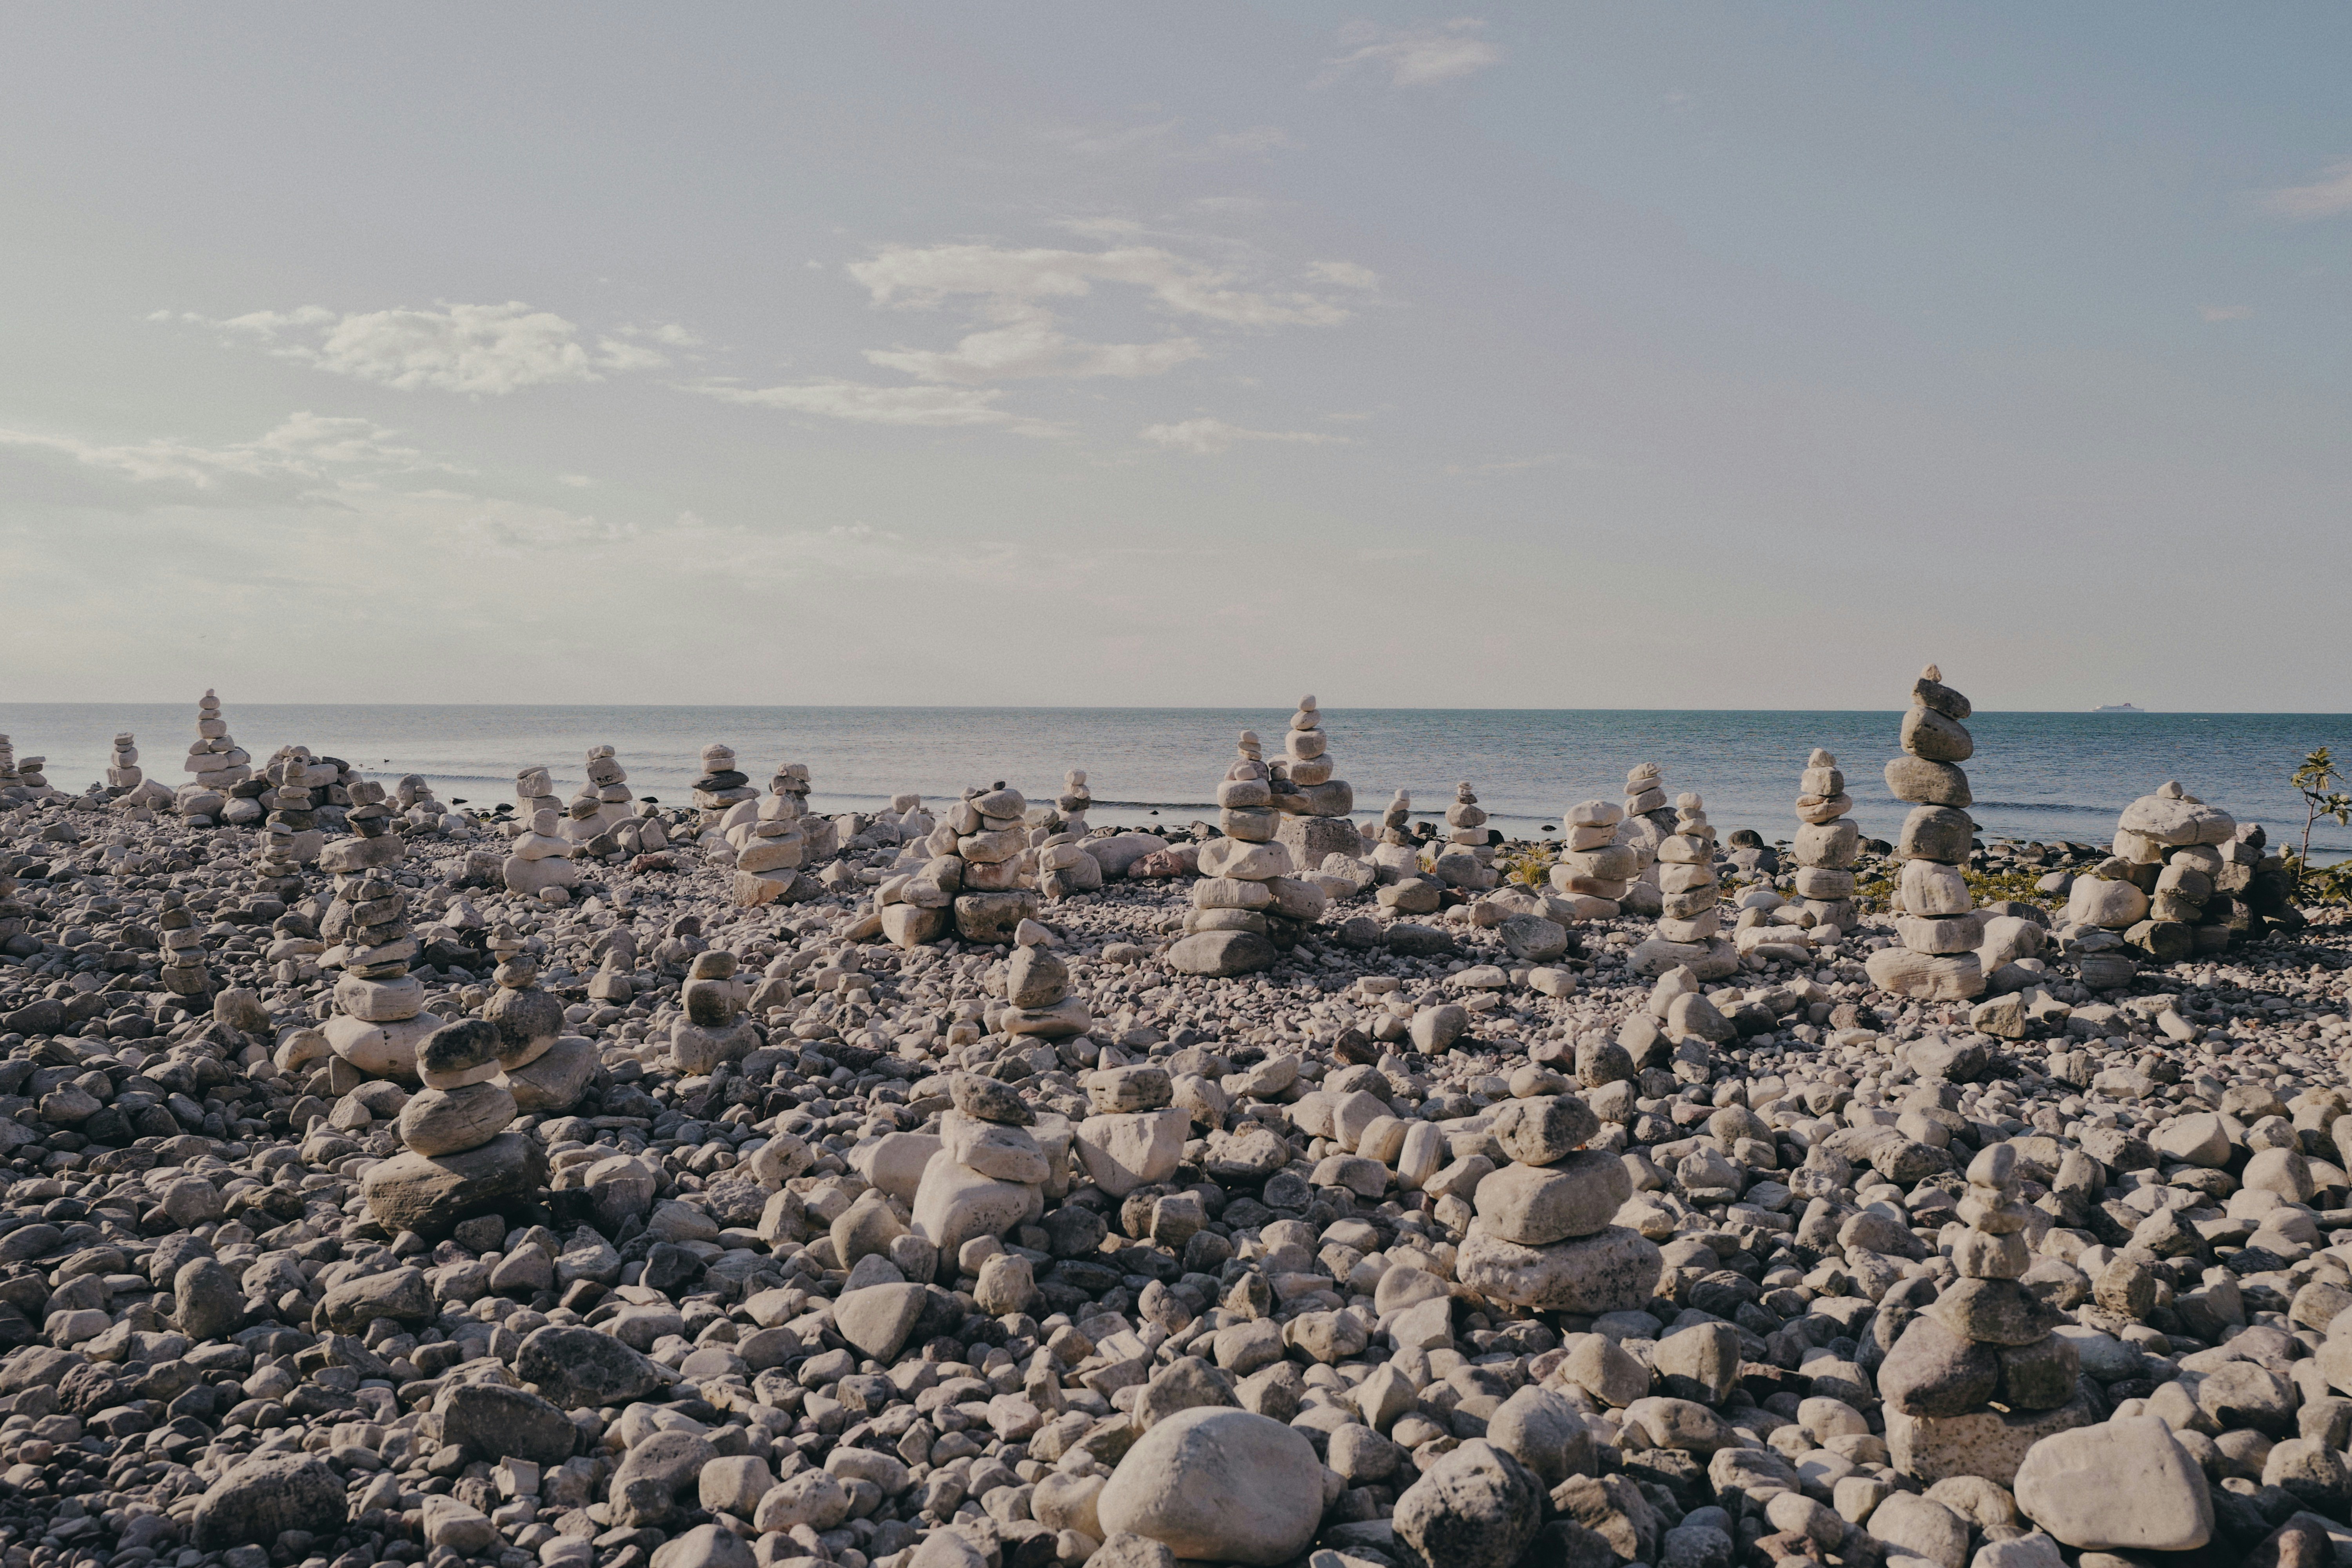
[1272, 695, 1361, 876]
[999, 922, 1092, 1040]
[1879, 1142, 2088, 1483]
[1790, 748, 1861, 931]
[1427, 781, 1499, 892]
[691, 744, 757, 831]
[105, 733, 140, 792]
[1867, 664, 1987, 1000]
[0, 736, 15, 789]
[181, 689, 252, 796]
[1654, 793, 1722, 942]
[322, 857, 445, 1082]
[2105, 783, 2249, 964]
[1550, 798, 1632, 915]
[481, 924, 596, 1112]
[1056, 769, 1092, 835]
[502, 808, 581, 901]
[950, 784, 1040, 944]
[394, 774, 451, 832]
[572, 745, 633, 831]
[253, 825, 304, 897]
[1167, 732, 1288, 978]
[1453, 1089, 1662, 1314]
[362, 1013, 549, 1239]
[911, 1072, 1060, 1266]
[13, 756, 47, 793]
[156, 888, 213, 1000]
[728, 760, 812, 908]
[670, 949, 758, 1073]
[1612, 762, 1677, 917]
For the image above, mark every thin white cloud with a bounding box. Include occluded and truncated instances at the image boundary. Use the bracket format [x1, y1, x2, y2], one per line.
[0, 412, 429, 488]
[866, 309, 1204, 385]
[1310, 261, 1381, 290]
[2256, 159, 2352, 220]
[849, 243, 1354, 328]
[686, 379, 1065, 437]
[1321, 19, 1501, 88]
[2198, 305, 2253, 322]
[175, 301, 673, 394]
[1142, 417, 1352, 455]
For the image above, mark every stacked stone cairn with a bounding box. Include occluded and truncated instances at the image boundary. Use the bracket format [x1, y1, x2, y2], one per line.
[394, 774, 452, 832]
[1791, 747, 1861, 931]
[104, 733, 169, 810]
[691, 744, 757, 832]
[1878, 1142, 2088, 1483]
[14, 755, 47, 793]
[0, 735, 15, 789]
[502, 807, 580, 901]
[1271, 695, 1361, 877]
[670, 949, 758, 1073]
[361, 998, 551, 1236]
[1452, 1087, 1662, 1314]
[909, 1071, 1064, 1272]
[571, 745, 633, 831]
[156, 888, 213, 1002]
[321, 818, 445, 1082]
[2113, 783, 2254, 961]
[178, 690, 251, 819]
[1166, 732, 1296, 978]
[1611, 762, 1677, 917]
[1038, 772, 1105, 901]
[949, 784, 1040, 943]
[479, 923, 596, 1111]
[514, 765, 563, 826]
[999, 920, 1092, 1040]
[1426, 781, 1498, 892]
[728, 760, 813, 908]
[1369, 789, 1416, 876]
[1550, 798, 1632, 916]
[1631, 795, 1739, 979]
[1867, 664, 1987, 1001]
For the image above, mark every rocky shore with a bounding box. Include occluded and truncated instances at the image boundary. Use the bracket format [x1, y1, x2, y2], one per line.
[0, 691, 2348, 1568]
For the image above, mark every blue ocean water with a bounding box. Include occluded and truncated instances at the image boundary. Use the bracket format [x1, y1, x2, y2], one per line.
[4, 704, 2348, 857]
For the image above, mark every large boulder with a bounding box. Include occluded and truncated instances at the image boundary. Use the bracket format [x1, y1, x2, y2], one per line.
[1094, 1407, 1323, 1565]
[514, 1325, 668, 1410]
[437, 1381, 578, 1466]
[2012, 1415, 2212, 1552]
[361, 1132, 548, 1240]
[1454, 1223, 1661, 1314]
[1392, 1440, 1545, 1568]
[192, 1453, 344, 1549]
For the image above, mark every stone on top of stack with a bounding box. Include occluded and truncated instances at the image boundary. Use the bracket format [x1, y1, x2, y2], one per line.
[1271, 696, 1363, 878]
[730, 760, 815, 909]
[691, 744, 757, 829]
[1867, 665, 1988, 1001]
[1549, 798, 1632, 918]
[1878, 1142, 2089, 1484]
[1453, 1088, 1662, 1315]
[1426, 781, 1498, 892]
[1790, 748, 1861, 932]
[1166, 731, 1290, 979]
[1611, 763, 1676, 918]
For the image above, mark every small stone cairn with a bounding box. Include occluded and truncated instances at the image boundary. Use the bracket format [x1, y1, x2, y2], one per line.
[1271, 696, 1360, 875]
[0, 736, 16, 789]
[179, 690, 251, 816]
[1370, 788, 1416, 878]
[950, 784, 1040, 943]
[911, 1071, 1063, 1269]
[1550, 798, 1632, 915]
[1867, 664, 1987, 1000]
[1631, 792, 1739, 980]
[1790, 748, 1861, 931]
[502, 808, 580, 901]
[394, 774, 451, 832]
[571, 745, 633, 831]
[671, 949, 757, 1073]
[1038, 771, 1104, 901]
[157, 889, 213, 1001]
[1426, 782, 1498, 892]
[1451, 1089, 1662, 1315]
[1000, 921, 1091, 1040]
[691, 744, 757, 831]
[362, 1002, 551, 1236]
[105, 733, 141, 793]
[1612, 763, 1677, 918]
[479, 924, 595, 1111]
[321, 829, 445, 1082]
[1166, 732, 1288, 978]
[1878, 1142, 2086, 1484]
[729, 760, 814, 907]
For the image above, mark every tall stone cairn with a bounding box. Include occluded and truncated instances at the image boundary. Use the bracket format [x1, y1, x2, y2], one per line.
[1654, 793, 1721, 944]
[1867, 664, 1987, 1001]
[691, 744, 757, 830]
[950, 784, 1040, 944]
[730, 760, 812, 909]
[1878, 1142, 2087, 1485]
[1166, 731, 1285, 978]
[1427, 782, 1498, 892]
[1271, 696, 1360, 877]
[106, 733, 141, 791]
[0, 736, 16, 788]
[1612, 763, 1676, 918]
[1039, 771, 1105, 901]
[1551, 798, 1632, 916]
[1790, 748, 1860, 931]
[156, 888, 213, 1001]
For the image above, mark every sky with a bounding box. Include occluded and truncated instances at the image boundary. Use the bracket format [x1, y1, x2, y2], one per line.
[3, 5, 2348, 711]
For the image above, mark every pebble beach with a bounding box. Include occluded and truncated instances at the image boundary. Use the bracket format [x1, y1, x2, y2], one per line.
[0, 670, 2349, 1568]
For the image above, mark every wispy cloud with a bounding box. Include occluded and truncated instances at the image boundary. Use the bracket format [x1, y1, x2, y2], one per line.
[2198, 305, 2253, 322]
[685, 379, 1065, 436]
[849, 242, 1356, 329]
[0, 411, 432, 489]
[2255, 159, 2352, 220]
[1321, 19, 1501, 88]
[1142, 417, 1352, 455]
[163, 301, 685, 394]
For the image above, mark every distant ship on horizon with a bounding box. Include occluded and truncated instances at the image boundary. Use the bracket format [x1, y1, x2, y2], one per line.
[2093, 703, 2146, 713]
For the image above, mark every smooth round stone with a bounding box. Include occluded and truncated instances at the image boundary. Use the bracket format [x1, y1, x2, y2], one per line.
[1094, 1408, 1323, 1566]
[1472, 1153, 1630, 1245]
[399, 1081, 517, 1156]
[1885, 756, 1973, 808]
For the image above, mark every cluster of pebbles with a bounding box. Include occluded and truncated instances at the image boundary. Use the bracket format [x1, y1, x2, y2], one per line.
[0, 693, 2348, 1568]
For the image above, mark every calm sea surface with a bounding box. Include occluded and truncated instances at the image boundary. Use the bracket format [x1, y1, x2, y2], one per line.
[4, 705, 2349, 857]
